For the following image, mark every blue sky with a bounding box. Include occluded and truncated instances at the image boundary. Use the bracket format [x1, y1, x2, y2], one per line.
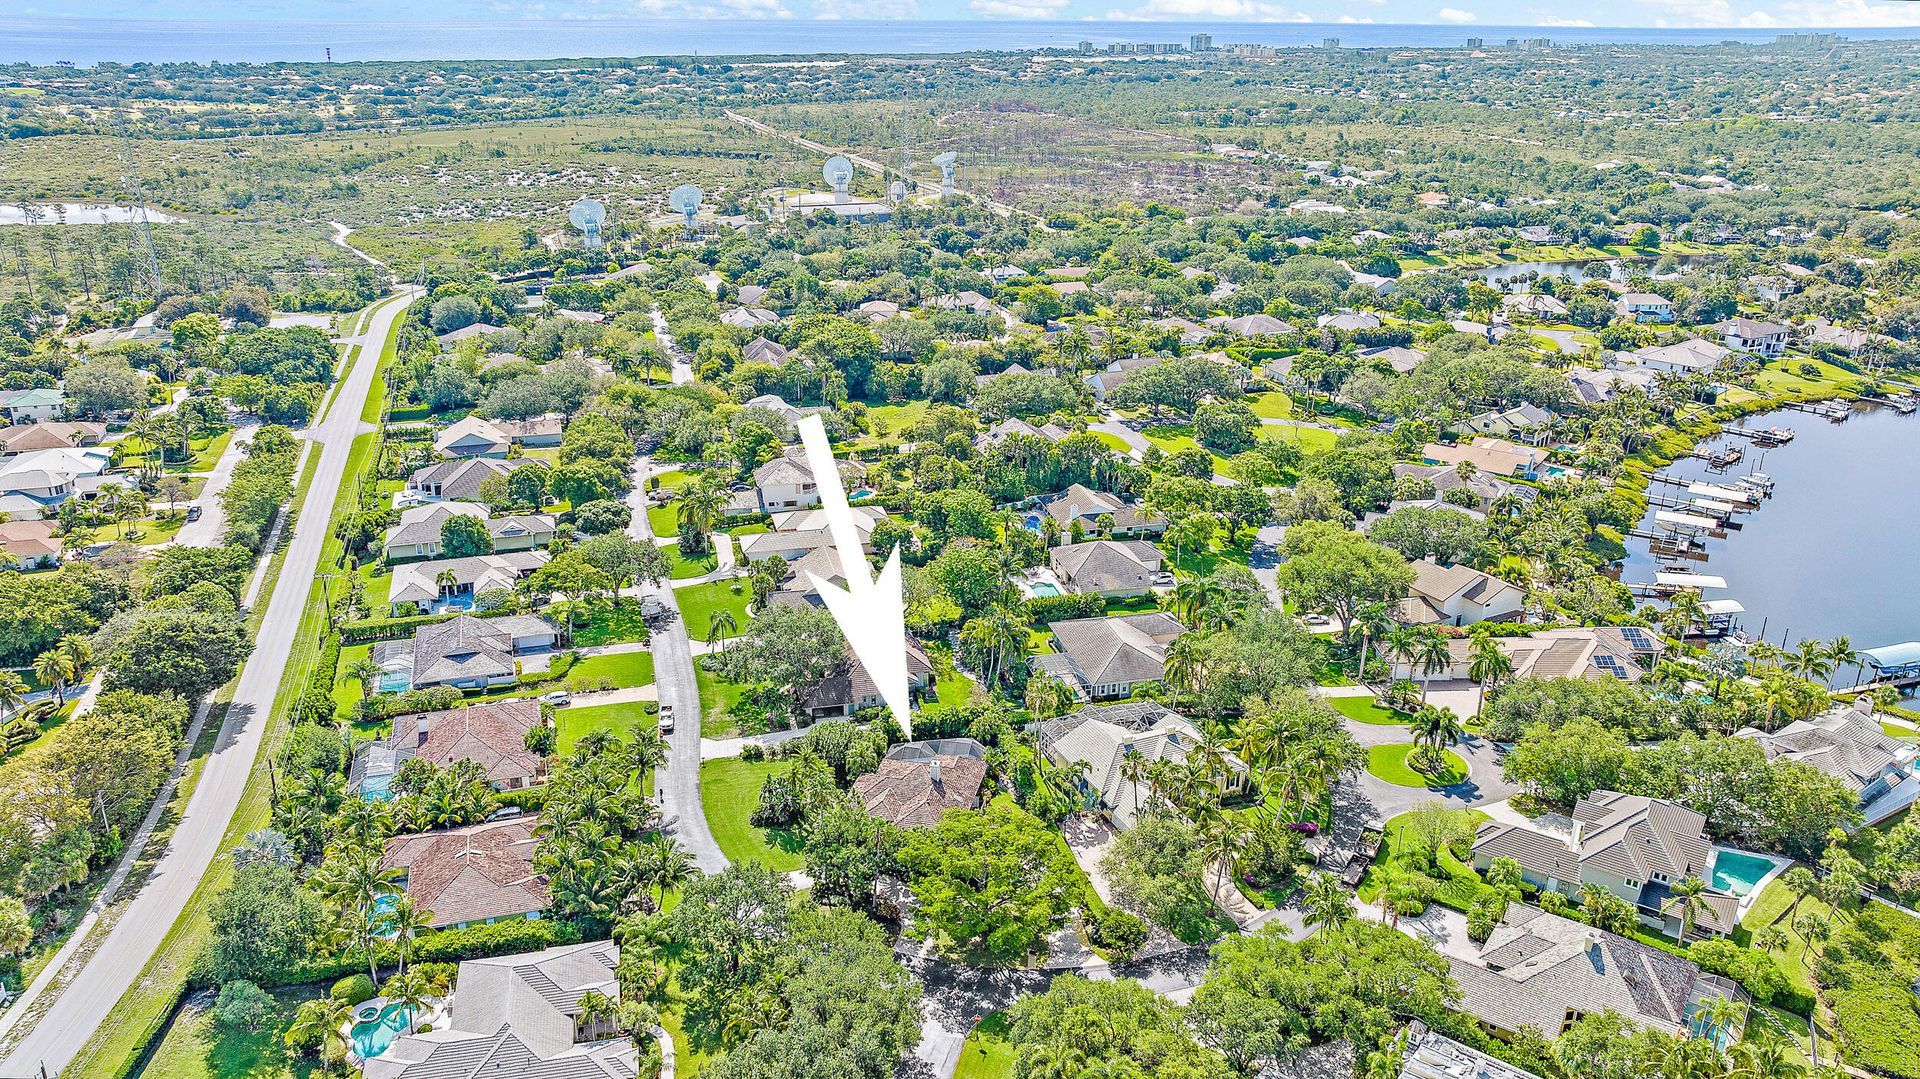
[36, 0, 1920, 27]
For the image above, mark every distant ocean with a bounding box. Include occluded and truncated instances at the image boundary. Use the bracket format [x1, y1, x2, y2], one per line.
[9, 17, 1920, 66]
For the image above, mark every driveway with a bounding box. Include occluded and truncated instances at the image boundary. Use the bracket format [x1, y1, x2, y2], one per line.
[169, 422, 259, 549]
[1089, 413, 1149, 459]
[0, 286, 421, 1076]
[1337, 708, 1519, 828]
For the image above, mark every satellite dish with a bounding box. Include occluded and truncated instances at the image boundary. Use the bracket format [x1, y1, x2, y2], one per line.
[668, 184, 703, 235]
[888, 180, 907, 204]
[933, 151, 958, 198]
[932, 151, 958, 170]
[568, 198, 607, 248]
[823, 155, 855, 189]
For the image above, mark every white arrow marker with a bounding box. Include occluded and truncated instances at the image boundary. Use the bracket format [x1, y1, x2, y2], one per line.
[797, 415, 911, 737]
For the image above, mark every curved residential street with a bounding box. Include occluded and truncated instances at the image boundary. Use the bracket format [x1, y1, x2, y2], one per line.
[0, 287, 420, 1077]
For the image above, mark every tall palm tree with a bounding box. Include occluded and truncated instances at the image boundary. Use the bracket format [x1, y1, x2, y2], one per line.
[1694, 992, 1745, 1047]
[705, 609, 737, 649]
[1349, 601, 1392, 683]
[1465, 631, 1512, 714]
[1023, 674, 1076, 720]
[284, 996, 354, 1074]
[634, 833, 695, 909]
[1825, 635, 1861, 688]
[380, 967, 435, 1037]
[126, 410, 164, 484]
[0, 674, 28, 716]
[677, 479, 728, 554]
[1412, 630, 1452, 703]
[1409, 705, 1464, 774]
[1783, 638, 1835, 685]
[1302, 872, 1352, 933]
[1667, 876, 1709, 941]
[388, 894, 435, 975]
[32, 649, 75, 705]
[434, 568, 460, 602]
[1161, 632, 1207, 701]
[315, 843, 403, 985]
[1663, 590, 1706, 652]
[346, 655, 384, 702]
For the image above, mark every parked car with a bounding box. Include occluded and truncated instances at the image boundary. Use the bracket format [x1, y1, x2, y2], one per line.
[541, 691, 571, 707]
[1150, 571, 1176, 586]
[184, 505, 202, 522]
[658, 704, 675, 734]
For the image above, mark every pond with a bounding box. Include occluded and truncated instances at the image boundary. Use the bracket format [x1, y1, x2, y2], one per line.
[1466, 253, 1718, 287]
[0, 202, 185, 225]
[1620, 402, 1920, 658]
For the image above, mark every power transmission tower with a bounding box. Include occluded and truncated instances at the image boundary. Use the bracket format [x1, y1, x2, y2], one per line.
[105, 90, 163, 300]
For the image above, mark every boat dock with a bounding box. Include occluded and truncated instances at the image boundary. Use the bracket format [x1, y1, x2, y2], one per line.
[1787, 400, 1852, 422]
[1650, 476, 1762, 506]
[1689, 444, 1744, 468]
[1720, 424, 1795, 444]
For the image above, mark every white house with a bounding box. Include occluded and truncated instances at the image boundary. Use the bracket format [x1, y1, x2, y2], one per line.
[1396, 556, 1526, 626]
[1714, 317, 1791, 358]
[1628, 339, 1732, 376]
[1615, 292, 1674, 322]
[1048, 539, 1165, 598]
[383, 503, 557, 561]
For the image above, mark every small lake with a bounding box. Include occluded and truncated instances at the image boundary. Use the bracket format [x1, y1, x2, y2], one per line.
[1620, 403, 1920, 654]
[0, 203, 184, 225]
[1468, 254, 1717, 286]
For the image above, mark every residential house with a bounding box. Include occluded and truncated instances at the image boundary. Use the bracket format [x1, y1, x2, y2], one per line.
[1737, 697, 1919, 825]
[1317, 311, 1382, 332]
[0, 388, 66, 424]
[1395, 1022, 1544, 1079]
[1566, 365, 1659, 404]
[1747, 275, 1798, 303]
[1036, 701, 1238, 827]
[1147, 316, 1212, 347]
[1388, 626, 1656, 683]
[352, 700, 548, 799]
[1713, 317, 1791, 358]
[1053, 281, 1090, 298]
[741, 393, 808, 429]
[382, 503, 556, 561]
[388, 551, 549, 614]
[1037, 484, 1166, 538]
[736, 284, 769, 305]
[379, 815, 548, 929]
[1447, 905, 1743, 1040]
[1359, 345, 1426, 374]
[741, 447, 866, 513]
[976, 417, 1071, 448]
[1502, 293, 1569, 319]
[720, 306, 780, 330]
[1615, 292, 1675, 322]
[1421, 439, 1542, 479]
[852, 739, 989, 827]
[737, 505, 887, 563]
[433, 417, 512, 459]
[1048, 539, 1165, 598]
[985, 265, 1029, 284]
[797, 638, 934, 719]
[975, 362, 1059, 389]
[1514, 225, 1563, 244]
[1471, 791, 1739, 939]
[0, 422, 105, 457]
[763, 546, 848, 610]
[1351, 271, 1398, 295]
[1464, 403, 1555, 446]
[373, 613, 560, 692]
[0, 446, 114, 509]
[1396, 556, 1526, 626]
[1627, 339, 1732, 376]
[857, 299, 901, 320]
[1205, 313, 1294, 338]
[0, 518, 61, 570]
[407, 458, 545, 503]
[742, 336, 791, 365]
[1391, 462, 1528, 510]
[1803, 321, 1895, 355]
[1042, 266, 1091, 280]
[933, 291, 997, 316]
[435, 323, 506, 349]
[1031, 612, 1185, 700]
[1082, 355, 1166, 400]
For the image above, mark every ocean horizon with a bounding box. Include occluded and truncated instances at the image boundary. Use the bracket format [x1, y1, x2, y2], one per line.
[8, 17, 1920, 67]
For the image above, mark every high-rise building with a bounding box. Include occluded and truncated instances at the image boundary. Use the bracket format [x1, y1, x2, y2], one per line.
[1190, 33, 1213, 52]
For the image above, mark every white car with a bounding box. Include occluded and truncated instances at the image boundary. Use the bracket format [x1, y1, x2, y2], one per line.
[541, 691, 571, 707]
[658, 704, 675, 734]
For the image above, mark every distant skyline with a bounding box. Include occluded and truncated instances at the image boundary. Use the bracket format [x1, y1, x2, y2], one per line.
[25, 0, 1920, 30]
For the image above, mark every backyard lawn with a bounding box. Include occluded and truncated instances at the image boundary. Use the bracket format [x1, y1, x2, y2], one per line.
[953, 1012, 1015, 1079]
[1245, 391, 1295, 419]
[695, 665, 750, 737]
[667, 543, 719, 580]
[1140, 425, 1230, 473]
[1331, 695, 1410, 725]
[1366, 744, 1468, 787]
[864, 399, 930, 438]
[647, 502, 682, 537]
[676, 579, 754, 644]
[556, 700, 658, 752]
[567, 650, 655, 691]
[572, 602, 652, 647]
[1254, 423, 1338, 454]
[137, 983, 322, 1079]
[333, 643, 375, 716]
[699, 757, 805, 871]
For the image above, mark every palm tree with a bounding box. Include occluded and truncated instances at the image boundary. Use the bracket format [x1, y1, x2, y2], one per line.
[634, 834, 695, 909]
[1780, 865, 1817, 921]
[1465, 631, 1512, 714]
[1408, 705, 1464, 774]
[575, 989, 617, 1039]
[1783, 638, 1835, 685]
[705, 609, 737, 649]
[388, 894, 434, 975]
[1161, 632, 1207, 702]
[1667, 876, 1709, 941]
[0, 673, 28, 716]
[284, 996, 354, 1074]
[346, 655, 384, 702]
[315, 844, 403, 985]
[1411, 630, 1452, 703]
[1663, 590, 1707, 652]
[677, 479, 728, 554]
[1023, 674, 1076, 720]
[1302, 872, 1353, 933]
[1694, 992, 1745, 1047]
[434, 568, 460, 603]
[380, 967, 435, 1037]
[32, 649, 75, 705]
[1349, 601, 1392, 683]
[1825, 635, 1861, 688]
[126, 410, 164, 484]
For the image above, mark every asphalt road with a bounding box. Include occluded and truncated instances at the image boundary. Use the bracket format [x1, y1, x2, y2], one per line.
[0, 287, 418, 1077]
[624, 460, 728, 874]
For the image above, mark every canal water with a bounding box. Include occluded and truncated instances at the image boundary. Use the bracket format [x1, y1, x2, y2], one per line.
[1468, 254, 1718, 287]
[0, 203, 184, 225]
[1620, 402, 1920, 654]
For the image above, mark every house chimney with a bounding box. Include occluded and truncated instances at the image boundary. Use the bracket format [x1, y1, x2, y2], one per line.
[1585, 930, 1602, 954]
[929, 758, 942, 785]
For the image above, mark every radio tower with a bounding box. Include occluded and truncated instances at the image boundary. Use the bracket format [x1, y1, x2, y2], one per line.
[106, 90, 163, 300]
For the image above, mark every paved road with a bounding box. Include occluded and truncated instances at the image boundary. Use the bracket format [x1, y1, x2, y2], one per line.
[625, 458, 728, 874]
[1337, 703, 1519, 828]
[0, 287, 418, 1077]
[648, 309, 695, 386]
[168, 421, 258, 549]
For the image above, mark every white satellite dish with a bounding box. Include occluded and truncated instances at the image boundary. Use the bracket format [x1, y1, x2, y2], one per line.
[568, 198, 607, 248]
[668, 184, 703, 235]
[932, 152, 958, 198]
[824, 155, 855, 203]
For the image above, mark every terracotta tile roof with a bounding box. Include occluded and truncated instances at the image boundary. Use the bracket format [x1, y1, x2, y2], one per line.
[387, 700, 546, 787]
[381, 816, 547, 928]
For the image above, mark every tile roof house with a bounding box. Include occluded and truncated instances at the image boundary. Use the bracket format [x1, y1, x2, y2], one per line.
[435, 323, 507, 349]
[743, 336, 791, 365]
[0, 422, 106, 457]
[1615, 292, 1675, 322]
[1388, 626, 1655, 684]
[374, 614, 560, 691]
[1037, 702, 1238, 827]
[1448, 905, 1743, 1038]
[380, 815, 548, 929]
[796, 638, 934, 719]
[746, 447, 866, 513]
[1465, 404, 1556, 446]
[353, 700, 548, 797]
[1358, 344, 1426, 374]
[1048, 539, 1165, 598]
[1146, 316, 1213, 347]
[432, 415, 565, 459]
[361, 940, 636, 1079]
[1397, 557, 1526, 627]
[0, 388, 67, 423]
[1038, 484, 1165, 537]
[1713, 317, 1791, 357]
[1566, 365, 1660, 404]
[1472, 791, 1738, 939]
[1391, 462, 1529, 510]
[1628, 339, 1732, 375]
[1317, 311, 1383, 332]
[738, 505, 887, 563]
[389, 551, 550, 614]
[853, 739, 989, 827]
[1082, 356, 1168, 400]
[0, 518, 61, 570]
[383, 503, 557, 561]
[1737, 697, 1919, 824]
[1396, 1021, 1545, 1079]
[407, 458, 545, 503]
[1421, 439, 1555, 480]
[1032, 612, 1185, 700]
[720, 306, 780, 329]
[1204, 313, 1295, 337]
[976, 417, 1072, 448]
[0, 446, 114, 507]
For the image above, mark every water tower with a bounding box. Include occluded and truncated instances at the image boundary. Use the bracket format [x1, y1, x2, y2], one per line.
[568, 198, 607, 249]
[823, 155, 855, 205]
[668, 185, 703, 237]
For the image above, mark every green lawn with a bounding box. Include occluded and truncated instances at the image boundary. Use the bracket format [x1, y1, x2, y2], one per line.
[651, 468, 698, 491]
[695, 666, 750, 738]
[954, 1012, 1015, 1079]
[1357, 807, 1491, 901]
[1140, 425, 1231, 473]
[647, 502, 682, 538]
[136, 971, 322, 1079]
[572, 603, 653, 647]
[1366, 744, 1468, 787]
[1254, 423, 1339, 454]
[667, 544, 719, 580]
[1245, 391, 1296, 419]
[864, 399, 931, 439]
[556, 699, 658, 752]
[676, 579, 754, 643]
[1330, 695, 1410, 725]
[1090, 430, 1135, 455]
[333, 643, 374, 716]
[567, 650, 655, 691]
[919, 648, 982, 718]
[699, 757, 805, 871]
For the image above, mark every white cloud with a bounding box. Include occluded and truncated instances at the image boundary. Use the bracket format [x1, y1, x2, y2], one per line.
[1536, 14, 1596, 24]
[1336, 13, 1375, 21]
[1101, 0, 1309, 19]
[812, 0, 916, 15]
[1740, 0, 1920, 26]
[972, 0, 1068, 15]
[598, 0, 795, 16]
[1435, 6, 1478, 21]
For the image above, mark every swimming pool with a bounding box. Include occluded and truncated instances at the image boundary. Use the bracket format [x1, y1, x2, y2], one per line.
[1709, 848, 1777, 898]
[350, 1002, 415, 1059]
[1028, 582, 1062, 597]
[358, 772, 395, 802]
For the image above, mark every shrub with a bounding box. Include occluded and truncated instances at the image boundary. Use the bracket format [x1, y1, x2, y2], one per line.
[330, 973, 376, 1005]
[1466, 892, 1508, 942]
[1687, 938, 1791, 1008]
[1088, 907, 1149, 960]
[1024, 592, 1108, 623]
[212, 980, 274, 1031]
[494, 786, 548, 813]
[740, 743, 765, 762]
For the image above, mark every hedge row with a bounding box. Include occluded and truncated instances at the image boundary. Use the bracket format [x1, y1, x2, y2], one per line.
[1024, 592, 1108, 623]
[203, 916, 584, 991]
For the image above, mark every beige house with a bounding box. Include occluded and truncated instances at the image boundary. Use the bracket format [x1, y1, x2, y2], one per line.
[1048, 539, 1164, 598]
[1031, 612, 1185, 700]
[382, 503, 556, 561]
[1396, 557, 1525, 627]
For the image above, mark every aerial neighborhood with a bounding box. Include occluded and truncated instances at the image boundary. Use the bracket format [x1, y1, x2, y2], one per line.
[0, 29, 1919, 1079]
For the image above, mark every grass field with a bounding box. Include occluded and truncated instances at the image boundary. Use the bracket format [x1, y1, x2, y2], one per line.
[136, 984, 323, 1079]
[573, 603, 653, 647]
[953, 1012, 1015, 1079]
[675, 579, 753, 644]
[647, 502, 682, 538]
[567, 650, 656, 690]
[1090, 430, 1135, 455]
[556, 699, 657, 752]
[1366, 744, 1468, 787]
[695, 666, 750, 738]
[1245, 391, 1296, 419]
[1357, 807, 1491, 901]
[668, 543, 719, 581]
[1254, 423, 1339, 454]
[699, 757, 805, 871]
[1330, 695, 1410, 725]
